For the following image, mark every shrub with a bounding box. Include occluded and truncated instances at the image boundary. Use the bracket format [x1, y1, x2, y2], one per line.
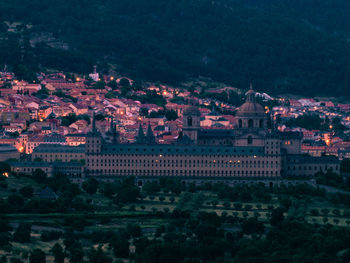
[310, 209, 319, 216]
[19, 186, 34, 198]
[40, 231, 62, 242]
[13, 223, 31, 243]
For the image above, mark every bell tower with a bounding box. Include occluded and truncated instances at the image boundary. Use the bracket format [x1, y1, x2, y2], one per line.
[235, 85, 267, 130]
[182, 106, 201, 143]
[86, 112, 102, 153]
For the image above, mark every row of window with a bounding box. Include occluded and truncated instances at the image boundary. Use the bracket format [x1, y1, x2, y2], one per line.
[35, 154, 84, 159]
[88, 163, 279, 169]
[88, 169, 280, 176]
[287, 165, 338, 171]
[88, 159, 279, 164]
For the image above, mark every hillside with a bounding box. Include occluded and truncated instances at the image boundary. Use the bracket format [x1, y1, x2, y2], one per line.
[1, 0, 350, 98]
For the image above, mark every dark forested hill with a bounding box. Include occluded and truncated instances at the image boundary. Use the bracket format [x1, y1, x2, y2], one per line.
[1, 0, 350, 98]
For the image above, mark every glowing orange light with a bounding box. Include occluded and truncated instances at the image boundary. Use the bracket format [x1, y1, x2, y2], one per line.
[110, 76, 114, 81]
[162, 91, 167, 95]
[76, 77, 80, 82]
[329, 125, 333, 129]
[2, 172, 9, 178]
[18, 146, 24, 152]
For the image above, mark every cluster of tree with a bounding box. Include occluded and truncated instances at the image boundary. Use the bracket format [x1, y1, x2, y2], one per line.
[53, 208, 350, 263]
[60, 113, 91, 126]
[101, 177, 140, 204]
[53, 90, 77, 103]
[0, 171, 89, 214]
[285, 114, 326, 130]
[31, 86, 50, 99]
[199, 91, 246, 107]
[2, 1, 350, 98]
[341, 159, 350, 173]
[315, 170, 349, 189]
[139, 108, 178, 121]
[129, 90, 166, 107]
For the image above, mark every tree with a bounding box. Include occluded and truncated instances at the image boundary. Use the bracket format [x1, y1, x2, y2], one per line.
[7, 194, 24, 207]
[0, 232, 11, 248]
[0, 219, 12, 233]
[13, 223, 31, 243]
[139, 108, 149, 117]
[61, 113, 78, 126]
[310, 209, 319, 216]
[223, 201, 231, 209]
[32, 169, 47, 183]
[68, 242, 84, 263]
[127, 223, 142, 238]
[13, 64, 37, 83]
[165, 109, 178, 121]
[321, 208, 330, 216]
[333, 209, 341, 216]
[51, 243, 65, 263]
[29, 249, 45, 263]
[105, 91, 117, 99]
[88, 247, 112, 263]
[103, 183, 115, 198]
[92, 81, 106, 89]
[270, 207, 285, 226]
[114, 179, 140, 203]
[142, 182, 160, 194]
[107, 80, 118, 90]
[95, 113, 105, 121]
[119, 78, 130, 88]
[10, 258, 23, 263]
[0, 162, 10, 175]
[112, 236, 129, 258]
[41, 231, 61, 242]
[82, 178, 99, 194]
[241, 218, 265, 236]
[19, 186, 33, 198]
[234, 203, 242, 210]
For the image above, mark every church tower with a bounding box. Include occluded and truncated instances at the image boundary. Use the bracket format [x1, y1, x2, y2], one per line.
[86, 112, 102, 153]
[235, 85, 267, 130]
[234, 85, 268, 147]
[182, 106, 201, 143]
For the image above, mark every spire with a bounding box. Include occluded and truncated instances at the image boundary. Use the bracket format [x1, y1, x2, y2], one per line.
[246, 83, 255, 103]
[136, 123, 145, 144]
[146, 122, 156, 144]
[92, 111, 96, 133]
[110, 116, 114, 132]
[112, 122, 119, 144]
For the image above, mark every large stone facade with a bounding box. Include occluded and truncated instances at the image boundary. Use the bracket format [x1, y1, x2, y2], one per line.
[84, 88, 339, 178]
[11, 88, 340, 179]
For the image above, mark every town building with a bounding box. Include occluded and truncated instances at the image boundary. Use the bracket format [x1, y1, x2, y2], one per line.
[11, 88, 340, 181]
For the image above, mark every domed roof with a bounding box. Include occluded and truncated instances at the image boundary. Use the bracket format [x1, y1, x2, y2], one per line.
[237, 101, 265, 116]
[236, 85, 266, 116]
[183, 106, 201, 117]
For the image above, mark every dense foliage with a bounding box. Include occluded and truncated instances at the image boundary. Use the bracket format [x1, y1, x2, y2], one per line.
[1, 1, 350, 98]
